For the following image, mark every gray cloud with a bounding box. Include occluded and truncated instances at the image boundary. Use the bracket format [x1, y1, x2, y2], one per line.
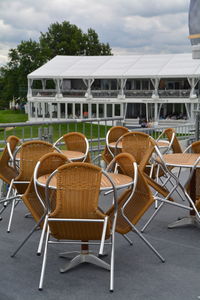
[0, 0, 191, 66]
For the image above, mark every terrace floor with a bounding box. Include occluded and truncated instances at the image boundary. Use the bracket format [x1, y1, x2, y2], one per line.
[0, 171, 200, 300]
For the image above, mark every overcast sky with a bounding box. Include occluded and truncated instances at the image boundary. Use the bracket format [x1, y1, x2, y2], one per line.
[0, 0, 191, 66]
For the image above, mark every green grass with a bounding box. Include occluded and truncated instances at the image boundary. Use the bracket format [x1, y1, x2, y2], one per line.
[0, 110, 28, 123]
[0, 110, 109, 148]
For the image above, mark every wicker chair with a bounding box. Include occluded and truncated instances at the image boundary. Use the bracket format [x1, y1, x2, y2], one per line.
[5, 140, 55, 232]
[39, 162, 118, 292]
[93, 126, 129, 168]
[53, 132, 90, 162]
[0, 136, 20, 218]
[106, 125, 129, 158]
[106, 153, 165, 263]
[11, 152, 69, 257]
[117, 131, 173, 201]
[156, 128, 176, 154]
[0, 135, 20, 186]
[184, 140, 200, 206]
[164, 128, 182, 154]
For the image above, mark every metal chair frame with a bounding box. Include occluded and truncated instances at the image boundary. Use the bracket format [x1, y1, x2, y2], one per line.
[106, 153, 165, 263]
[141, 147, 200, 232]
[39, 163, 118, 292]
[53, 132, 89, 162]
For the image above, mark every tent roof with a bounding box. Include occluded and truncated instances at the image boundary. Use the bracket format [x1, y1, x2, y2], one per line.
[28, 53, 200, 79]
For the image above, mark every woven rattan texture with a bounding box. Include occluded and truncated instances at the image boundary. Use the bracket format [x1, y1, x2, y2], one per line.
[121, 132, 156, 172]
[22, 152, 69, 224]
[164, 128, 182, 153]
[49, 163, 110, 240]
[0, 135, 20, 184]
[108, 126, 129, 143]
[107, 155, 154, 234]
[62, 132, 90, 162]
[15, 140, 54, 194]
[189, 142, 200, 200]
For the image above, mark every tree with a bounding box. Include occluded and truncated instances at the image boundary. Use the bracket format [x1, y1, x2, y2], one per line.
[84, 28, 112, 55]
[0, 39, 47, 103]
[39, 21, 112, 58]
[0, 21, 112, 105]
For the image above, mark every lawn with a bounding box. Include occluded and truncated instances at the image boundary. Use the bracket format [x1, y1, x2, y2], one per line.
[0, 110, 28, 123]
[0, 110, 110, 148]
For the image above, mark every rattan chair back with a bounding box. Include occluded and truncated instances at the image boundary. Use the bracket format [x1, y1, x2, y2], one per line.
[23, 152, 69, 225]
[14, 140, 54, 194]
[107, 126, 129, 144]
[190, 140, 200, 153]
[121, 131, 156, 172]
[0, 135, 20, 184]
[107, 154, 154, 234]
[164, 128, 182, 153]
[106, 126, 129, 157]
[185, 140, 200, 201]
[48, 162, 110, 241]
[107, 152, 135, 178]
[101, 145, 114, 165]
[57, 132, 90, 162]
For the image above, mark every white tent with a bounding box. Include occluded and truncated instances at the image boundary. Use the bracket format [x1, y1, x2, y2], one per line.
[28, 53, 200, 79]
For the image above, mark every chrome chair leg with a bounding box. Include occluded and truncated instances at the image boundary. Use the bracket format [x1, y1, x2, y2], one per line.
[11, 214, 45, 257]
[39, 226, 50, 291]
[141, 202, 164, 233]
[122, 234, 133, 245]
[132, 225, 165, 263]
[7, 199, 17, 233]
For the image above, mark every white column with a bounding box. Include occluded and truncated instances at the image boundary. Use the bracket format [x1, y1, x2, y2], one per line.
[35, 102, 38, 120]
[97, 103, 99, 118]
[42, 102, 45, 120]
[118, 79, 127, 99]
[88, 103, 91, 118]
[72, 102, 75, 119]
[56, 79, 62, 98]
[151, 78, 160, 99]
[28, 102, 31, 119]
[49, 102, 52, 120]
[42, 79, 46, 91]
[27, 79, 33, 98]
[83, 79, 94, 99]
[188, 77, 199, 98]
[58, 103, 61, 120]
[146, 103, 149, 122]
[191, 103, 195, 122]
[80, 103, 83, 119]
[112, 103, 115, 117]
[65, 103, 68, 119]
[154, 103, 158, 122]
[104, 104, 107, 118]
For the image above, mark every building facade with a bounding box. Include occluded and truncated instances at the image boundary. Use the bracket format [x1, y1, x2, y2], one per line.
[27, 54, 200, 123]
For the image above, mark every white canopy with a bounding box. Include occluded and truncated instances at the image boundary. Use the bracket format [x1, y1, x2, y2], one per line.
[28, 53, 200, 79]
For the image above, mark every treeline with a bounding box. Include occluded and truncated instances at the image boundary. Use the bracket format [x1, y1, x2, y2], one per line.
[0, 21, 112, 108]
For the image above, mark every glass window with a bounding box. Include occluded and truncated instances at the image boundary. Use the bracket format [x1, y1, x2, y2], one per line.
[99, 104, 104, 118]
[75, 103, 80, 118]
[107, 104, 112, 117]
[115, 104, 121, 116]
[92, 104, 97, 118]
[83, 104, 88, 118]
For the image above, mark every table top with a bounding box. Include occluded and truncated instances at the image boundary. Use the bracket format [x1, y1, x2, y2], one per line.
[15, 150, 85, 162]
[37, 172, 133, 191]
[109, 140, 169, 149]
[58, 150, 85, 161]
[161, 153, 200, 168]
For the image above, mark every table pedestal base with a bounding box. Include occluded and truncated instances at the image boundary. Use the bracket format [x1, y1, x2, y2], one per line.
[59, 250, 110, 273]
[168, 215, 200, 229]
